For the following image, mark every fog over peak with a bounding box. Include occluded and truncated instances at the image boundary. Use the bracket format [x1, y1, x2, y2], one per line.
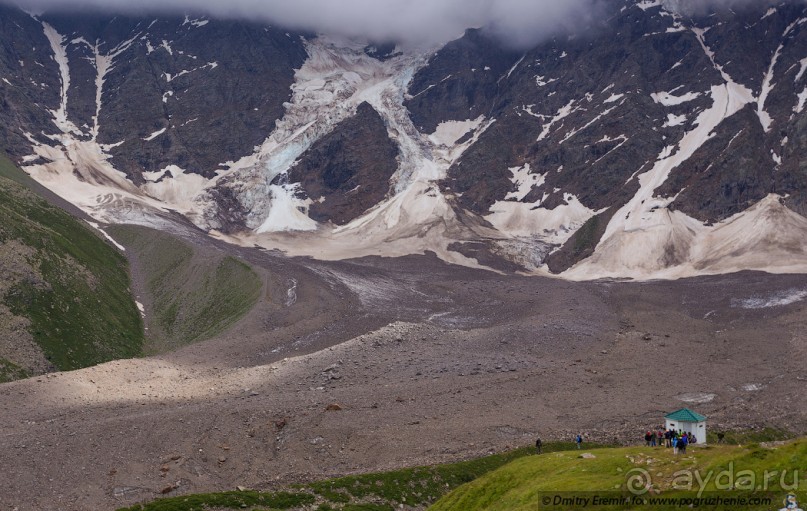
[661, 0, 782, 14]
[0, 0, 795, 48]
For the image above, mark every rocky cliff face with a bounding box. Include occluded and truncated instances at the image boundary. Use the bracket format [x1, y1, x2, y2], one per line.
[3, 0, 807, 279]
[288, 102, 399, 225]
[0, 6, 62, 160]
[30, 12, 306, 180]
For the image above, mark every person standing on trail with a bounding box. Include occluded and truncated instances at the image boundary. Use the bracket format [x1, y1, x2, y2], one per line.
[575, 434, 582, 449]
[535, 437, 543, 455]
[657, 429, 664, 447]
[645, 431, 652, 446]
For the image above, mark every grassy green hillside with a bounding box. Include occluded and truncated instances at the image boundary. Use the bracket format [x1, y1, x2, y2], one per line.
[432, 440, 807, 511]
[0, 154, 143, 377]
[106, 225, 262, 353]
[115, 438, 807, 511]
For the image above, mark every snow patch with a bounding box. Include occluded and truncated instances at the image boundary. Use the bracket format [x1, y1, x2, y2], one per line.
[535, 75, 557, 87]
[502, 55, 525, 81]
[795, 57, 807, 82]
[637, 0, 663, 10]
[257, 184, 318, 233]
[795, 87, 807, 113]
[164, 62, 218, 83]
[160, 40, 173, 56]
[561, 103, 621, 143]
[141, 165, 209, 219]
[662, 113, 686, 127]
[183, 16, 209, 28]
[485, 192, 598, 245]
[592, 135, 629, 166]
[142, 127, 166, 141]
[651, 90, 701, 106]
[86, 220, 126, 251]
[428, 117, 483, 147]
[504, 164, 545, 201]
[537, 100, 579, 141]
[732, 289, 807, 309]
[41, 22, 81, 136]
[676, 392, 716, 404]
[756, 21, 797, 132]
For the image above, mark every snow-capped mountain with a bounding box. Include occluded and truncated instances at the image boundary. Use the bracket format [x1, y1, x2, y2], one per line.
[3, 0, 807, 279]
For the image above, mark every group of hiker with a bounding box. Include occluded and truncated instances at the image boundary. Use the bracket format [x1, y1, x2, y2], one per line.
[644, 428, 696, 453]
[533, 430, 697, 455]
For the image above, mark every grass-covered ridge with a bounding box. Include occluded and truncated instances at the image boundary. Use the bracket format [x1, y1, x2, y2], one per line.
[431, 438, 807, 511]
[107, 225, 262, 352]
[0, 357, 29, 383]
[0, 154, 143, 373]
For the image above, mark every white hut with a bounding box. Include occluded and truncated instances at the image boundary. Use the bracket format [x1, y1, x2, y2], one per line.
[665, 408, 707, 444]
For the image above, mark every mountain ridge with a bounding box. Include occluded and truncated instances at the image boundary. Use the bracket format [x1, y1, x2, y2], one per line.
[2, 0, 807, 279]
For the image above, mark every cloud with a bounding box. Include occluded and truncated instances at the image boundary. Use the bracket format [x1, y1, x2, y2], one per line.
[2, 0, 795, 48]
[661, 0, 789, 14]
[4, 0, 603, 48]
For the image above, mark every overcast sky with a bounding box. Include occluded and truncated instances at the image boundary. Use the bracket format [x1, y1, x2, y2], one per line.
[1, 0, 790, 47]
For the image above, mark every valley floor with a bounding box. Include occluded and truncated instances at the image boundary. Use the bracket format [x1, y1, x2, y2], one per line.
[1, 228, 806, 510]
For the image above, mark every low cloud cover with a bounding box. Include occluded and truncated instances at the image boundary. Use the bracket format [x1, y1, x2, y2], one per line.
[2, 0, 794, 47]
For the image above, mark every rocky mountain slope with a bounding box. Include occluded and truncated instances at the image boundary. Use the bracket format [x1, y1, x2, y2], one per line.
[3, 0, 807, 278]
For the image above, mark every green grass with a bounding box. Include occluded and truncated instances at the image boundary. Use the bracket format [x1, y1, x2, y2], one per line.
[305, 443, 587, 508]
[707, 427, 793, 445]
[0, 357, 29, 382]
[106, 225, 262, 352]
[0, 153, 39, 186]
[114, 442, 594, 511]
[0, 155, 143, 371]
[430, 439, 807, 511]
